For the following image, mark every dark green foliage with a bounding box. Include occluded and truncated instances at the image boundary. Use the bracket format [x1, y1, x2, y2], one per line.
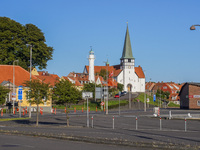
[24, 80, 50, 105]
[0, 17, 53, 70]
[117, 83, 124, 92]
[83, 83, 101, 99]
[0, 85, 10, 105]
[99, 69, 109, 80]
[24, 79, 50, 126]
[156, 89, 170, 100]
[52, 80, 81, 105]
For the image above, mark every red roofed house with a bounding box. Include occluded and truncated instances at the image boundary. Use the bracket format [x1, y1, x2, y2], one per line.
[0, 65, 52, 112]
[150, 82, 182, 104]
[31, 68, 60, 87]
[83, 24, 145, 92]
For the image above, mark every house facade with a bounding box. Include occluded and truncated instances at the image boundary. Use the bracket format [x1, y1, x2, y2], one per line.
[0, 65, 54, 112]
[179, 82, 200, 109]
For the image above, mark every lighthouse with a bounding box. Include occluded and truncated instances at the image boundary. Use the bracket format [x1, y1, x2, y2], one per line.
[88, 49, 95, 83]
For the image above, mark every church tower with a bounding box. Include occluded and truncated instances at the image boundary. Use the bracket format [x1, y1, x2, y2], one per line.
[120, 23, 135, 92]
[88, 48, 95, 83]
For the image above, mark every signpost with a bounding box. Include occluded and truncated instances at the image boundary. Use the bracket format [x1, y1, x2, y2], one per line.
[82, 92, 93, 128]
[18, 86, 23, 118]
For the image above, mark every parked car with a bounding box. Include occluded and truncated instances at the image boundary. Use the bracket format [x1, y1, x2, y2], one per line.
[121, 91, 127, 96]
[114, 94, 120, 98]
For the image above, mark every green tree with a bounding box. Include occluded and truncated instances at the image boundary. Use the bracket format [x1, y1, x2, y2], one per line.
[52, 80, 81, 127]
[24, 79, 50, 126]
[0, 17, 53, 70]
[0, 85, 10, 105]
[99, 69, 109, 81]
[117, 83, 124, 92]
[83, 83, 101, 99]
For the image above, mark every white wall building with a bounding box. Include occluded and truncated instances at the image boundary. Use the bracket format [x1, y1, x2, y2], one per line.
[84, 24, 145, 92]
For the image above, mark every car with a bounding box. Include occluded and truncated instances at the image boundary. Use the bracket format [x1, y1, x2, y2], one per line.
[121, 91, 127, 96]
[114, 94, 120, 98]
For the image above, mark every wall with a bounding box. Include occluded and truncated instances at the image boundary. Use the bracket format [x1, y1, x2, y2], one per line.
[189, 84, 200, 109]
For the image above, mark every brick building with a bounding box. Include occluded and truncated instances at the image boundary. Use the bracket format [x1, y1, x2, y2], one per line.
[179, 82, 200, 109]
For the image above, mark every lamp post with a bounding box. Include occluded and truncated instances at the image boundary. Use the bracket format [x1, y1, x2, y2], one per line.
[103, 60, 109, 115]
[13, 60, 18, 115]
[26, 44, 32, 118]
[144, 70, 146, 112]
[190, 25, 200, 30]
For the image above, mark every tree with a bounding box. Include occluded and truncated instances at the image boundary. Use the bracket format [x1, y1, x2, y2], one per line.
[0, 17, 54, 70]
[24, 79, 50, 126]
[99, 69, 109, 80]
[0, 85, 10, 105]
[117, 83, 124, 92]
[52, 80, 81, 127]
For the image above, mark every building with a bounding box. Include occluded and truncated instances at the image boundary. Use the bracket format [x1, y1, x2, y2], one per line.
[84, 24, 145, 92]
[0, 65, 53, 112]
[179, 82, 200, 109]
[146, 81, 183, 104]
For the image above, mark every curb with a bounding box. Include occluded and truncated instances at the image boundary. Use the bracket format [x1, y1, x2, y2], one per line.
[0, 129, 198, 150]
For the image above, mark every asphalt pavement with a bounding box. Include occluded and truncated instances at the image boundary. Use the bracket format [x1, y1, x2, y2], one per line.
[0, 108, 200, 149]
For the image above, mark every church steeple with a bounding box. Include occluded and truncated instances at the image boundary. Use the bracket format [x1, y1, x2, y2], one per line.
[121, 23, 134, 60]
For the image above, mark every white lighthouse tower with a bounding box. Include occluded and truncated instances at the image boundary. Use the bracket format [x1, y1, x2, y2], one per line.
[88, 49, 95, 83]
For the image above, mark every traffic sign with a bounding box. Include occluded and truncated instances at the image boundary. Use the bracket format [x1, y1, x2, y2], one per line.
[147, 98, 149, 103]
[153, 94, 156, 102]
[101, 102, 105, 106]
[18, 86, 23, 100]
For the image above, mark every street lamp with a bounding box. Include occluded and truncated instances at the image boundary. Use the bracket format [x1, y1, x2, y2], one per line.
[190, 25, 200, 30]
[26, 44, 32, 118]
[103, 60, 109, 115]
[13, 60, 19, 115]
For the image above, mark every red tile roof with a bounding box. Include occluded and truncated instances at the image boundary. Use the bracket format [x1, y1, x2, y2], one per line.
[0, 65, 39, 86]
[135, 66, 145, 78]
[85, 65, 122, 77]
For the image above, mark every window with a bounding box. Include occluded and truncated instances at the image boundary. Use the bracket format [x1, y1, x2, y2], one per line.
[128, 59, 131, 62]
[197, 101, 200, 106]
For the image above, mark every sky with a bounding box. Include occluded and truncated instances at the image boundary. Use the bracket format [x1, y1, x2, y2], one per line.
[0, 0, 200, 83]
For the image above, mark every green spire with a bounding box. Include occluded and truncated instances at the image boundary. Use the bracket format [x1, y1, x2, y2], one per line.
[121, 23, 134, 59]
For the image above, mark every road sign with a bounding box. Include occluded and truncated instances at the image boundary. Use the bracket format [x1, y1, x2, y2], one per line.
[18, 86, 23, 100]
[12, 93, 16, 101]
[147, 98, 149, 103]
[101, 102, 105, 106]
[82, 92, 93, 99]
[153, 95, 156, 102]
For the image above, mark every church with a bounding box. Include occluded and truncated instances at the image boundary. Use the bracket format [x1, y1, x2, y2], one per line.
[83, 24, 145, 92]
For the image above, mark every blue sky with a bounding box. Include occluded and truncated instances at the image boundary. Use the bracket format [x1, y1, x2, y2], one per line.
[1, 0, 200, 83]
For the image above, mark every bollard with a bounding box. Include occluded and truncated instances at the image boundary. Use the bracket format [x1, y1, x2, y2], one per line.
[65, 107, 66, 113]
[136, 117, 138, 130]
[17, 108, 19, 112]
[1, 109, 3, 116]
[55, 108, 56, 115]
[169, 110, 172, 119]
[52, 107, 54, 113]
[113, 116, 115, 129]
[23, 108, 25, 116]
[40, 108, 43, 115]
[82, 107, 83, 113]
[25, 107, 27, 114]
[91, 116, 93, 128]
[74, 107, 76, 113]
[96, 107, 97, 112]
[104, 106, 105, 112]
[14, 107, 15, 115]
[160, 117, 162, 130]
[89, 107, 90, 112]
[185, 118, 187, 132]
